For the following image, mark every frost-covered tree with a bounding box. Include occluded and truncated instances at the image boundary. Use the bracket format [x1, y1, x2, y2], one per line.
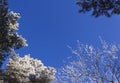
[0, 0, 56, 83]
[0, 0, 27, 67]
[5, 55, 56, 83]
[76, 0, 120, 17]
[56, 39, 120, 83]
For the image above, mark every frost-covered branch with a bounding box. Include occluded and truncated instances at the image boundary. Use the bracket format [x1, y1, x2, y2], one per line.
[56, 39, 120, 83]
[5, 55, 56, 83]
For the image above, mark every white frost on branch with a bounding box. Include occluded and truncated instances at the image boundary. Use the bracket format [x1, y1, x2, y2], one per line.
[6, 54, 56, 83]
[7, 11, 20, 30]
[56, 40, 120, 83]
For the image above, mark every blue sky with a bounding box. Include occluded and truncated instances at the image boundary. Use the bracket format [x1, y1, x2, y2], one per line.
[8, 0, 120, 68]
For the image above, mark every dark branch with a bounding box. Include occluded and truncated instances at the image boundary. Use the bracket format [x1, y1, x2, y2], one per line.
[76, 0, 120, 17]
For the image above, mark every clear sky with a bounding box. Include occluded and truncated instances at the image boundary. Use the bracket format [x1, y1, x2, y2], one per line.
[8, 0, 120, 68]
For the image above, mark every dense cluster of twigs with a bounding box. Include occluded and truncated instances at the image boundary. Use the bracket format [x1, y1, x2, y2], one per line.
[56, 40, 120, 83]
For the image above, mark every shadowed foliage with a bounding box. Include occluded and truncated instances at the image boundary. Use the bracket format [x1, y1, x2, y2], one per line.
[76, 0, 120, 17]
[0, 0, 9, 67]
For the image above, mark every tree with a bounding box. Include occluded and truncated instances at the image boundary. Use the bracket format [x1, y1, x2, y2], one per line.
[76, 0, 120, 17]
[0, 0, 56, 83]
[56, 39, 120, 83]
[0, 0, 27, 67]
